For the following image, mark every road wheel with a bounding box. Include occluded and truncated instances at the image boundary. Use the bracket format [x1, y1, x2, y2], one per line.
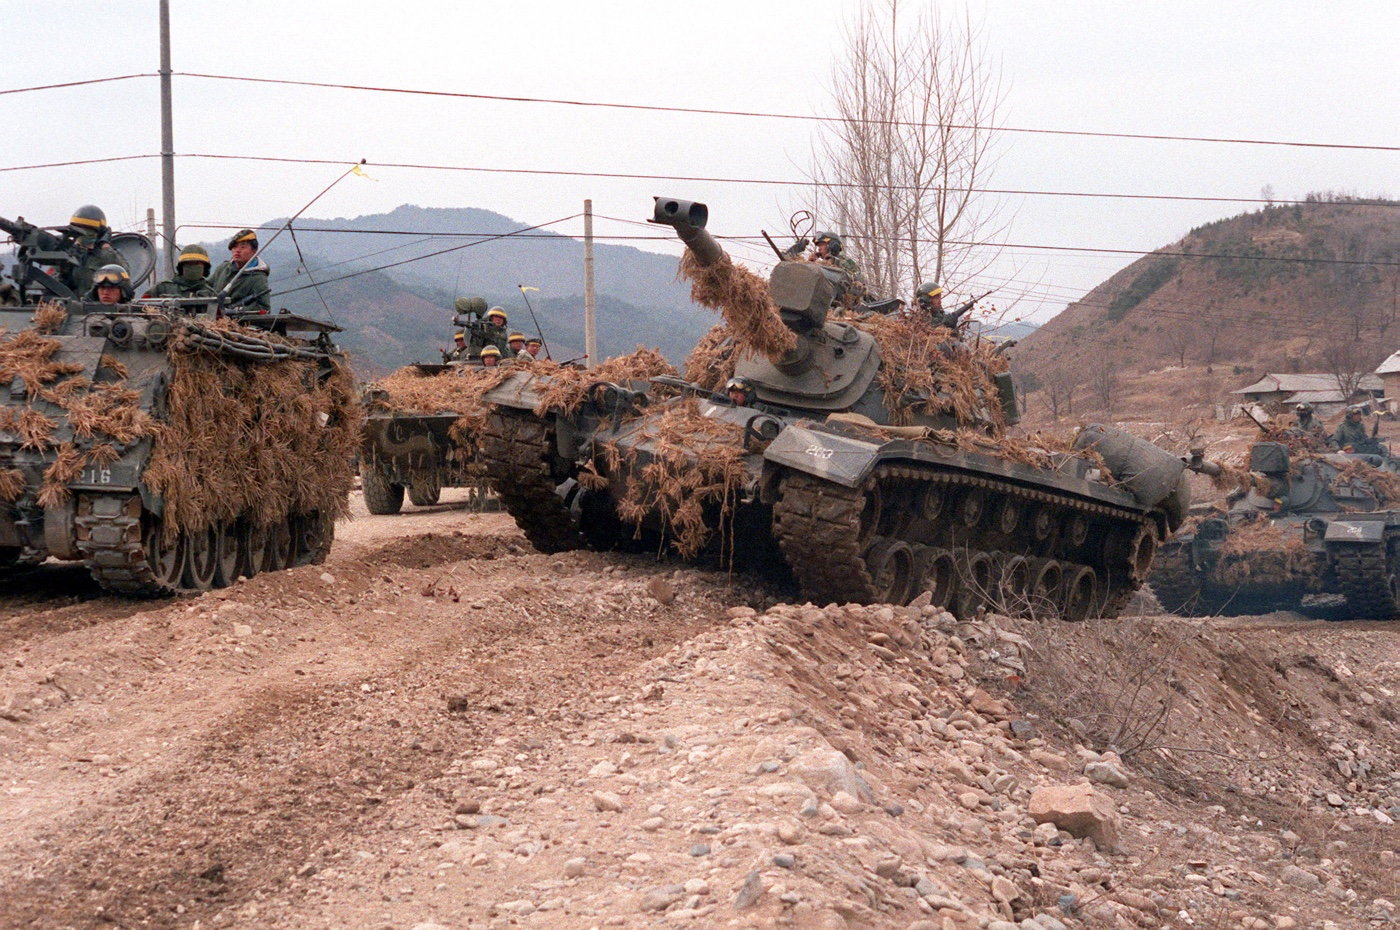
[408, 473, 442, 507]
[213, 520, 241, 587]
[864, 538, 915, 605]
[915, 547, 958, 609]
[361, 464, 404, 515]
[261, 518, 294, 573]
[241, 521, 267, 579]
[183, 526, 217, 590]
[1060, 565, 1099, 622]
[145, 518, 186, 590]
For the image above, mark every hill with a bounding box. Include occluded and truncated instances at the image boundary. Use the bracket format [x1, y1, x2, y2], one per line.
[206, 205, 716, 374]
[1015, 196, 1400, 423]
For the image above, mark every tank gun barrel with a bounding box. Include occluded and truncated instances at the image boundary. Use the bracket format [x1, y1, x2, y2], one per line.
[651, 198, 725, 266]
[1184, 448, 1224, 477]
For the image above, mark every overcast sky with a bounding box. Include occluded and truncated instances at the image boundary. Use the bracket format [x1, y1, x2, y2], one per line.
[2, 1, 1396, 324]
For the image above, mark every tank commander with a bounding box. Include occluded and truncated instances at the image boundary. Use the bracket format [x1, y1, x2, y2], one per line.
[63, 205, 127, 297]
[210, 229, 272, 313]
[469, 307, 509, 354]
[90, 264, 133, 305]
[525, 336, 545, 360]
[1294, 402, 1319, 433]
[479, 344, 502, 368]
[507, 331, 527, 358]
[1333, 404, 1383, 455]
[725, 376, 755, 407]
[145, 244, 216, 310]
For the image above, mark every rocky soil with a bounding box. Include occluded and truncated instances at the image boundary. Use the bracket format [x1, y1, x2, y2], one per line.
[0, 490, 1397, 930]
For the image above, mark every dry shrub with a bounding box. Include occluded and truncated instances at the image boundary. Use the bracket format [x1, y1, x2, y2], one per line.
[593, 397, 749, 559]
[530, 347, 676, 416]
[682, 323, 736, 392]
[678, 252, 796, 362]
[32, 301, 67, 335]
[144, 349, 360, 533]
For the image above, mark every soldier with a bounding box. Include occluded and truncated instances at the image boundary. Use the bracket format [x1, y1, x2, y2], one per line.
[1294, 402, 1318, 433]
[1332, 404, 1381, 454]
[145, 244, 216, 310]
[479, 344, 502, 368]
[63, 205, 127, 297]
[525, 337, 544, 360]
[725, 376, 755, 407]
[787, 231, 863, 283]
[507, 331, 527, 358]
[89, 264, 133, 305]
[915, 282, 945, 324]
[210, 229, 272, 313]
[442, 331, 470, 362]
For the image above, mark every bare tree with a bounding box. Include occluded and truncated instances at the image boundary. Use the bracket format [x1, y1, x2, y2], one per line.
[807, 1, 1007, 300]
[1090, 356, 1120, 414]
[1163, 325, 1192, 368]
[1043, 370, 1077, 419]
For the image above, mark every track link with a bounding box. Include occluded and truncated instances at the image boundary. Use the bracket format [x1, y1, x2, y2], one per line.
[75, 494, 173, 597]
[480, 409, 584, 554]
[1148, 542, 1203, 616]
[1335, 545, 1400, 619]
[773, 463, 1153, 615]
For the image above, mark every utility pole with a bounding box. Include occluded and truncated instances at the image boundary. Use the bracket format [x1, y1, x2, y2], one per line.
[583, 199, 597, 367]
[145, 208, 158, 290]
[158, 0, 177, 278]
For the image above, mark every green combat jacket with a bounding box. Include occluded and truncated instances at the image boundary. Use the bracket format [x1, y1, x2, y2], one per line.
[147, 275, 217, 313]
[65, 240, 127, 298]
[210, 257, 272, 313]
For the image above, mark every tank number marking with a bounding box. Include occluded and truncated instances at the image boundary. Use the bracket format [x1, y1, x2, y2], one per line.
[1339, 524, 1364, 537]
[82, 467, 113, 485]
[804, 444, 835, 460]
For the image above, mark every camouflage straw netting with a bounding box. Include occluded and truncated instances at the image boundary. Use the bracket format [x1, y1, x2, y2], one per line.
[592, 397, 750, 560]
[145, 347, 361, 534]
[847, 313, 1010, 430]
[0, 319, 361, 531]
[678, 252, 796, 362]
[527, 348, 677, 417]
[682, 323, 737, 392]
[369, 365, 513, 465]
[1215, 518, 1312, 587]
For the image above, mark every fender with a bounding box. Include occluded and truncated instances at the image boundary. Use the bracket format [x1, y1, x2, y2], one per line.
[1323, 520, 1386, 544]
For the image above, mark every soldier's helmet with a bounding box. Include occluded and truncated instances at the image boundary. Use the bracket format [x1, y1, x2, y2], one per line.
[479, 345, 502, 361]
[486, 307, 508, 326]
[725, 376, 755, 404]
[91, 264, 133, 299]
[526, 337, 542, 347]
[814, 231, 842, 257]
[228, 229, 258, 250]
[1295, 402, 1313, 415]
[68, 205, 107, 237]
[1347, 404, 1366, 417]
[916, 282, 944, 304]
[176, 244, 212, 272]
[453, 331, 466, 343]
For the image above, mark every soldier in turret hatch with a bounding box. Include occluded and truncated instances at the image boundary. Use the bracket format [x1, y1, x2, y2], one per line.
[145, 245, 217, 312]
[785, 231, 864, 289]
[1332, 404, 1383, 455]
[90, 264, 133, 305]
[62, 205, 127, 297]
[210, 229, 271, 313]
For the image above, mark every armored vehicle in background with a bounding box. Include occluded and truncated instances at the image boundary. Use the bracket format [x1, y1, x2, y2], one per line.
[479, 198, 1190, 619]
[0, 215, 358, 595]
[1152, 441, 1400, 618]
[360, 362, 492, 514]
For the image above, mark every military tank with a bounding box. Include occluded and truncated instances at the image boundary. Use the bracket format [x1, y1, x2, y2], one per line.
[0, 215, 358, 595]
[1151, 440, 1400, 618]
[479, 198, 1190, 619]
[360, 362, 497, 515]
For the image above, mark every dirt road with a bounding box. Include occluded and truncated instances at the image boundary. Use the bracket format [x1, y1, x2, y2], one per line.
[0, 493, 1395, 929]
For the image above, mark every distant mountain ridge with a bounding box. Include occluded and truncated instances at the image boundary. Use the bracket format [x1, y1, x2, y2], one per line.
[1017, 198, 1400, 413]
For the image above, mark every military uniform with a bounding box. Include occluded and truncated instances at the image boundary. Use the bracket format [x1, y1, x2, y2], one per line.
[1332, 416, 1376, 453]
[66, 240, 127, 299]
[210, 257, 271, 312]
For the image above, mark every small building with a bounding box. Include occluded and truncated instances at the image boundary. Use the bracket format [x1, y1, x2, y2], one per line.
[1375, 351, 1400, 403]
[1231, 372, 1383, 417]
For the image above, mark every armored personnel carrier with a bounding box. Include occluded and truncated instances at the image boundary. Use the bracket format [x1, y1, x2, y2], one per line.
[480, 198, 1190, 618]
[1151, 440, 1400, 618]
[0, 214, 358, 594]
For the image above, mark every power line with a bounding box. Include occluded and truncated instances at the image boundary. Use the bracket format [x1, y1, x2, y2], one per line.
[177, 152, 1396, 211]
[0, 154, 158, 173]
[0, 74, 154, 97]
[271, 214, 581, 296]
[176, 71, 1400, 154]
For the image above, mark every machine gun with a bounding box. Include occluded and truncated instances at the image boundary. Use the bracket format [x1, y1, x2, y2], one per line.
[445, 296, 507, 358]
[0, 215, 84, 300]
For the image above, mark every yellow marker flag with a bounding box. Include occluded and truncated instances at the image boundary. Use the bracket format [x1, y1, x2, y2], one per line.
[351, 164, 377, 181]
[519, 285, 539, 292]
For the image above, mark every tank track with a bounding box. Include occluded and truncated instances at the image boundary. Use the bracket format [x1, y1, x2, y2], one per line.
[74, 495, 172, 597]
[773, 464, 1153, 616]
[1148, 542, 1203, 615]
[1335, 545, 1400, 619]
[479, 409, 584, 553]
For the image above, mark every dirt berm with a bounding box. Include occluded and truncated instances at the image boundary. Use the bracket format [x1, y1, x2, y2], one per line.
[0, 496, 1395, 928]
